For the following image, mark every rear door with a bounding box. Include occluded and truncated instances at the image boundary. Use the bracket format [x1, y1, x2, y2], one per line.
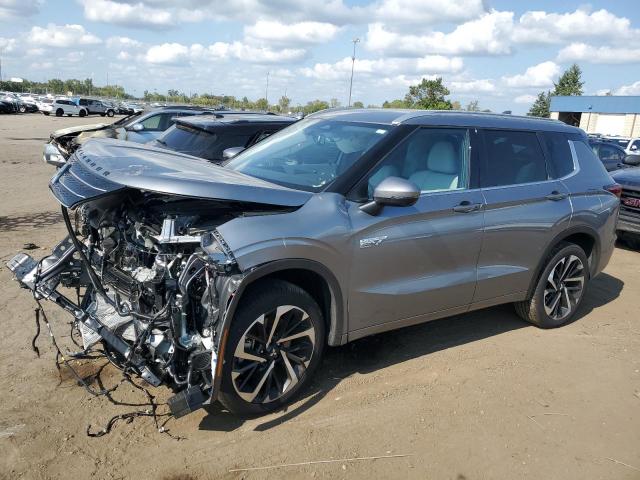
[474, 129, 572, 302]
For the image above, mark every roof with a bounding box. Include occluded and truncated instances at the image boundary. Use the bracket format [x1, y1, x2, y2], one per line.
[310, 108, 579, 133]
[550, 96, 640, 114]
[176, 113, 297, 132]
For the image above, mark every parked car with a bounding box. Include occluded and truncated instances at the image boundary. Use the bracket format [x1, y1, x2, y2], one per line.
[149, 113, 296, 163]
[1, 92, 38, 113]
[0, 98, 16, 113]
[43, 107, 271, 163]
[611, 168, 640, 250]
[0, 92, 19, 112]
[624, 137, 640, 156]
[39, 98, 88, 117]
[589, 140, 634, 171]
[9, 110, 619, 419]
[75, 98, 116, 117]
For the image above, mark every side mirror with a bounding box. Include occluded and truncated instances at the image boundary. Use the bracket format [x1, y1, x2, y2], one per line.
[130, 123, 144, 132]
[222, 146, 245, 160]
[631, 145, 638, 151]
[360, 176, 420, 215]
[624, 154, 640, 167]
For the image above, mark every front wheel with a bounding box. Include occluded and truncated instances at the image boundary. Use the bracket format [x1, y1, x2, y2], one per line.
[79, 109, 86, 117]
[218, 280, 325, 415]
[106, 109, 114, 117]
[19, 105, 26, 113]
[55, 109, 63, 117]
[515, 242, 589, 328]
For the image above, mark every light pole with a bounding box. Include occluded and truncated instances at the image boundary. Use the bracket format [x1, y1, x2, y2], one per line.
[265, 71, 270, 105]
[348, 38, 360, 107]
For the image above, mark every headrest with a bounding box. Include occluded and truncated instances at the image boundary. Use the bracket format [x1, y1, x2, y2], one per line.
[427, 141, 458, 174]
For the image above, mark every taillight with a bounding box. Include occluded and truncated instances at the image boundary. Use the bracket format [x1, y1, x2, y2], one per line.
[605, 183, 622, 198]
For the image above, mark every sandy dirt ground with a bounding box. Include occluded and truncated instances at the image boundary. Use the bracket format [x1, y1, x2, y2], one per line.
[0, 114, 639, 480]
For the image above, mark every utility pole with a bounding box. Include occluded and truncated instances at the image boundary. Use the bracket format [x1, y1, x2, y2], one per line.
[0, 47, 3, 83]
[265, 71, 270, 105]
[348, 38, 360, 107]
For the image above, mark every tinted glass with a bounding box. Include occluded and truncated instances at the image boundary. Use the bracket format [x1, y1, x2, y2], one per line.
[482, 130, 547, 187]
[159, 125, 253, 162]
[227, 119, 389, 192]
[542, 132, 574, 178]
[355, 127, 470, 199]
[140, 113, 173, 131]
[599, 144, 624, 161]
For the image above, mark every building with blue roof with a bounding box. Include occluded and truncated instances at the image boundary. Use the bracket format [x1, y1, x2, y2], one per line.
[550, 96, 640, 137]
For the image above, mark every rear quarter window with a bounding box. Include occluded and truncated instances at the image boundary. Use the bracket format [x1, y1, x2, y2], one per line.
[542, 132, 575, 178]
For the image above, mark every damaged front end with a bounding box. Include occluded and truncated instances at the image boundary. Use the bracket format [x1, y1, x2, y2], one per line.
[6, 192, 285, 419]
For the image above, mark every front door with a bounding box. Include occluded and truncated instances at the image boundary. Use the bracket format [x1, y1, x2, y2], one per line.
[346, 126, 485, 334]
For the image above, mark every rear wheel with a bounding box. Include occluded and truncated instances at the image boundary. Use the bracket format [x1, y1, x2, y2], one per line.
[218, 280, 325, 415]
[515, 242, 589, 328]
[55, 109, 63, 117]
[79, 109, 87, 117]
[106, 109, 115, 117]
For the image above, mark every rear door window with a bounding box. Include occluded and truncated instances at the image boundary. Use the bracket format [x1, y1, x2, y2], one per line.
[481, 130, 548, 187]
[542, 132, 575, 178]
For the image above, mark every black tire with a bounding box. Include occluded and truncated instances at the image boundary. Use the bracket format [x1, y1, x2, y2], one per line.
[79, 109, 87, 117]
[42, 112, 49, 116]
[18, 105, 26, 113]
[218, 279, 325, 415]
[55, 109, 63, 117]
[107, 109, 114, 117]
[515, 242, 589, 328]
[620, 232, 640, 251]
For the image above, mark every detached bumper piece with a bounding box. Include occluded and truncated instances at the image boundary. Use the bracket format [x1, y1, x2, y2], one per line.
[6, 245, 161, 388]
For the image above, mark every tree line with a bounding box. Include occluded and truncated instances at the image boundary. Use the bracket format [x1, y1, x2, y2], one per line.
[1, 68, 585, 116]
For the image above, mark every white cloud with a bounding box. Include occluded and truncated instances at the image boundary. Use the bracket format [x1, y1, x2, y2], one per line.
[503, 61, 560, 88]
[557, 43, 640, 64]
[370, 0, 486, 27]
[106, 36, 143, 49]
[79, 0, 173, 28]
[245, 21, 339, 45]
[0, 0, 42, 21]
[28, 24, 101, 48]
[514, 94, 537, 104]
[30, 60, 53, 70]
[513, 8, 639, 45]
[143, 41, 307, 65]
[450, 79, 496, 93]
[365, 11, 515, 57]
[0, 37, 17, 54]
[300, 56, 463, 81]
[614, 81, 640, 96]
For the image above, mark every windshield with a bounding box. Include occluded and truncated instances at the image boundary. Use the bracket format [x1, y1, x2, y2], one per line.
[225, 118, 390, 191]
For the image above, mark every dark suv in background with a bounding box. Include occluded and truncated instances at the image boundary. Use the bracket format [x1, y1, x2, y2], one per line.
[9, 110, 619, 419]
[149, 113, 296, 162]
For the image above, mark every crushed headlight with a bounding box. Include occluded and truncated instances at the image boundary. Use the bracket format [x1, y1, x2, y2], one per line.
[43, 142, 66, 167]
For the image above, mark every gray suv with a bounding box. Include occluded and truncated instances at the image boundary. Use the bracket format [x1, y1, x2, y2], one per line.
[8, 110, 619, 418]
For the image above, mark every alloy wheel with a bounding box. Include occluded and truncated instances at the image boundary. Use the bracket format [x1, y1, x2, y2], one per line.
[232, 305, 316, 404]
[543, 255, 585, 321]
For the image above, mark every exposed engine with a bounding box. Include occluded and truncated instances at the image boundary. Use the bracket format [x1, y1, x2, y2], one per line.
[8, 191, 281, 417]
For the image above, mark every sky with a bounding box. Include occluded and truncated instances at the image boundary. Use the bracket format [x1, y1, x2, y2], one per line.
[1, 0, 639, 113]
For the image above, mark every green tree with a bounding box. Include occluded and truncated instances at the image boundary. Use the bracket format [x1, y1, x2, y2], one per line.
[330, 97, 341, 108]
[404, 77, 453, 110]
[553, 63, 584, 96]
[303, 99, 330, 114]
[254, 98, 269, 111]
[277, 95, 291, 112]
[451, 100, 462, 110]
[382, 99, 407, 108]
[527, 91, 551, 118]
[352, 101, 364, 108]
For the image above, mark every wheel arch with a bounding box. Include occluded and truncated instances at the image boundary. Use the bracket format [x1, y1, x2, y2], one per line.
[226, 259, 346, 347]
[526, 225, 600, 298]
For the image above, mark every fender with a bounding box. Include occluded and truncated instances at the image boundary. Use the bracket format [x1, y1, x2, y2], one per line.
[210, 258, 347, 400]
[525, 224, 601, 299]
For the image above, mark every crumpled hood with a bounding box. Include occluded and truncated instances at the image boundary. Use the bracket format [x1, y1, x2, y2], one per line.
[49, 138, 313, 208]
[51, 123, 111, 139]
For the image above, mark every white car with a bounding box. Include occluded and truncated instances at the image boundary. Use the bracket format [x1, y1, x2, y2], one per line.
[39, 99, 88, 117]
[625, 137, 640, 156]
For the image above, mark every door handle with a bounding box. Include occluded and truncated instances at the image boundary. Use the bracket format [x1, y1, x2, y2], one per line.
[453, 201, 483, 213]
[546, 191, 567, 201]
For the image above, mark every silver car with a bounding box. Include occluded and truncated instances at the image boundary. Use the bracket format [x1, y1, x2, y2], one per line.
[8, 109, 619, 418]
